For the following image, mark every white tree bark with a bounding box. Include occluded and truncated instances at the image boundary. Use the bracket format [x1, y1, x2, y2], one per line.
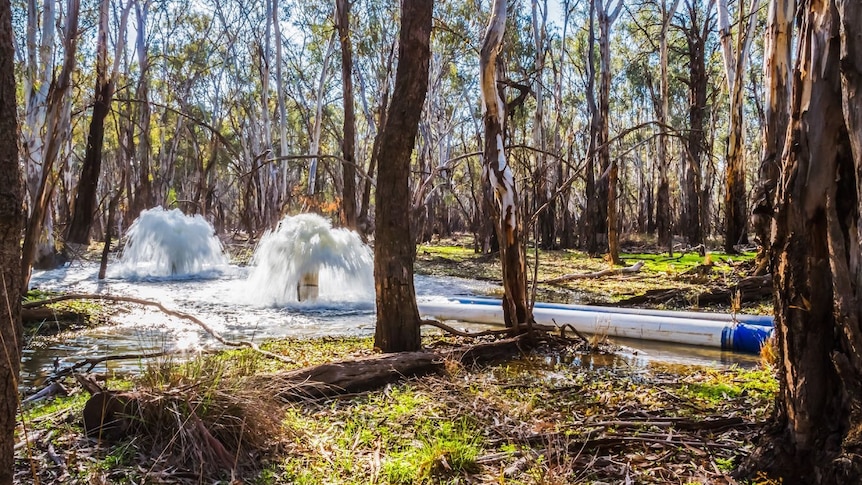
[480, 0, 531, 327]
[307, 33, 337, 196]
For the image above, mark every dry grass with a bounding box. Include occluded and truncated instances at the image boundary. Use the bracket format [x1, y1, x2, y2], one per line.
[15, 336, 778, 484]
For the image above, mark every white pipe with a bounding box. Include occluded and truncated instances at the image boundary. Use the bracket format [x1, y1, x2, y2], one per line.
[417, 300, 772, 353]
[456, 297, 773, 326]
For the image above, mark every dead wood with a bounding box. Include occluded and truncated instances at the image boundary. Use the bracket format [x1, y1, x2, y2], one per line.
[584, 416, 747, 432]
[24, 293, 295, 365]
[51, 349, 214, 380]
[421, 318, 557, 338]
[618, 274, 773, 306]
[544, 260, 644, 285]
[695, 274, 772, 305]
[22, 307, 84, 325]
[22, 381, 68, 404]
[258, 334, 532, 401]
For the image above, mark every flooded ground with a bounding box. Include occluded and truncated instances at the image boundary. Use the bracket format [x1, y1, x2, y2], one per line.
[23, 261, 760, 389]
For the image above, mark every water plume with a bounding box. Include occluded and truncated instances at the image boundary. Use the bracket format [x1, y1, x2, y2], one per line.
[245, 213, 374, 305]
[116, 207, 228, 278]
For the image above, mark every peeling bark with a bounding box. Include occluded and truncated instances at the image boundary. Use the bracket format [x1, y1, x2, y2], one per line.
[744, 1, 862, 481]
[480, 0, 532, 327]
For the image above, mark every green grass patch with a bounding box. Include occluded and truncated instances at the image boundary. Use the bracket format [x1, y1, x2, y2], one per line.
[621, 251, 757, 274]
[676, 365, 778, 406]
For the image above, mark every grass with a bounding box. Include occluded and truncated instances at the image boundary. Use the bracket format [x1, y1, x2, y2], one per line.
[416, 242, 766, 312]
[15, 335, 780, 483]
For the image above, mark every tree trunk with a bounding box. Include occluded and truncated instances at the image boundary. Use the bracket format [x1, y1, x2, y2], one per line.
[357, 55, 393, 238]
[131, 0, 153, 217]
[373, 0, 433, 353]
[532, 0, 555, 249]
[680, 0, 711, 247]
[746, 1, 862, 481]
[336, 0, 358, 230]
[717, 0, 759, 252]
[307, 34, 337, 197]
[0, 1, 24, 481]
[67, 0, 130, 243]
[480, 0, 532, 327]
[596, 0, 621, 257]
[655, 0, 681, 254]
[20, 0, 79, 291]
[751, 0, 794, 274]
[580, 0, 600, 255]
[600, 0, 622, 263]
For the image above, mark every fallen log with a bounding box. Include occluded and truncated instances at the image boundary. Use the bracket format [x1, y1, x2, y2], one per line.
[22, 307, 85, 326]
[618, 274, 773, 306]
[544, 261, 644, 285]
[259, 334, 531, 401]
[80, 334, 537, 440]
[695, 274, 772, 305]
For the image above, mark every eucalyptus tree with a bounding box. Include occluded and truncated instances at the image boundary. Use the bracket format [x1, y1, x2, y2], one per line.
[412, 0, 485, 244]
[749, 1, 862, 481]
[67, 0, 132, 244]
[531, 0, 555, 249]
[130, 0, 154, 216]
[20, 0, 79, 290]
[480, 0, 531, 327]
[0, 1, 24, 480]
[716, 0, 760, 252]
[750, 0, 793, 273]
[654, 0, 681, 254]
[353, 0, 398, 236]
[597, 0, 624, 264]
[674, 0, 716, 247]
[306, 33, 337, 198]
[335, 0, 357, 229]
[551, 0, 577, 249]
[374, 0, 433, 352]
[580, 0, 600, 254]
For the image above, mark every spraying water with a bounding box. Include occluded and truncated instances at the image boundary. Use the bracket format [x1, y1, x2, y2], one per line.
[116, 206, 228, 278]
[245, 213, 374, 305]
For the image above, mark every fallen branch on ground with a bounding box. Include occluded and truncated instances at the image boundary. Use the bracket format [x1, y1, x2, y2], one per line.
[420, 318, 557, 338]
[46, 349, 221, 382]
[617, 274, 772, 306]
[257, 333, 535, 401]
[82, 334, 538, 442]
[24, 293, 295, 365]
[544, 261, 644, 285]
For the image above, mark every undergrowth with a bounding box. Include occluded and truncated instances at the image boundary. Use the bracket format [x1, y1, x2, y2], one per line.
[16, 335, 778, 484]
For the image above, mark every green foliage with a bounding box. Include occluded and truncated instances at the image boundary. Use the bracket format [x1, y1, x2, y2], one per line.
[621, 251, 757, 274]
[382, 419, 480, 484]
[676, 366, 779, 406]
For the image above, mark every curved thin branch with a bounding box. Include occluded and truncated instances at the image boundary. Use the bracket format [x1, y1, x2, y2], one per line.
[26, 294, 295, 364]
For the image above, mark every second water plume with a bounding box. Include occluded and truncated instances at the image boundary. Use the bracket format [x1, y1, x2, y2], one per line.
[118, 206, 228, 278]
[246, 213, 374, 305]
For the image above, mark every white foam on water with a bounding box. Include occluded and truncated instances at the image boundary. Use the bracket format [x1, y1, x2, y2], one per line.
[113, 206, 228, 279]
[243, 213, 375, 306]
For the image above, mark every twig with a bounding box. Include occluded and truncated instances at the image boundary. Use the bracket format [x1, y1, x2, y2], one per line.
[50, 349, 221, 382]
[421, 318, 557, 338]
[556, 322, 590, 344]
[544, 261, 644, 285]
[24, 293, 295, 365]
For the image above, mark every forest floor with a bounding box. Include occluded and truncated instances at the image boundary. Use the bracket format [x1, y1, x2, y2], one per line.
[14, 236, 780, 484]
